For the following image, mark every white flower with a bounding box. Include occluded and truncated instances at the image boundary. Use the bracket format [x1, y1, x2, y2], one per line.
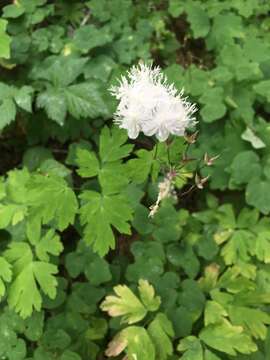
[110, 62, 196, 141]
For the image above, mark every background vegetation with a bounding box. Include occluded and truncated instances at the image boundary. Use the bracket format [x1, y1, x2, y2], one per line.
[0, 0, 270, 359]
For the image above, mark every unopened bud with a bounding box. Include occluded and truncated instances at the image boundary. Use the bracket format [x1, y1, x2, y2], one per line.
[204, 152, 220, 166]
[195, 173, 210, 189]
[185, 130, 199, 144]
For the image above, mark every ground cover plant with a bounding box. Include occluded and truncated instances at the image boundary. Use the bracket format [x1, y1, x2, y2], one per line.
[1, 0, 270, 359]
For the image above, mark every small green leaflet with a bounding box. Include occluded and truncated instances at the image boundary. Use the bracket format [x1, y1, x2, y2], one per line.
[127, 149, 155, 184]
[72, 24, 113, 53]
[100, 280, 160, 324]
[246, 178, 270, 214]
[0, 257, 12, 298]
[27, 174, 78, 231]
[105, 326, 155, 360]
[253, 80, 270, 102]
[35, 229, 63, 262]
[204, 301, 228, 326]
[138, 279, 161, 312]
[4, 242, 58, 318]
[0, 83, 33, 130]
[148, 313, 174, 360]
[0, 19, 11, 59]
[199, 320, 257, 356]
[2, 2, 25, 18]
[0, 203, 27, 228]
[101, 283, 147, 324]
[99, 126, 133, 162]
[221, 230, 254, 265]
[79, 190, 133, 256]
[76, 149, 99, 178]
[178, 336, 203, 360]
[76, 127, 133, 194]
[228, 305, 270, 340]
[254, 231, 270, 263]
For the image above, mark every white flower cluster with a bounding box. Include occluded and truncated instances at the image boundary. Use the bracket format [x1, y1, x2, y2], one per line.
[110, 63, 196, 141]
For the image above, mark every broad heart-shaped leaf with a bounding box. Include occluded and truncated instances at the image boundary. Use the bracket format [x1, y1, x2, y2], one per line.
[253, 80, 270, 102]
[99, 126, 133, 163]
[178, 280, 206, 323]
[2, 3, 25, 18]
[246, 178, 270, 214]
[4, 242, 58, 318]
[199, 87, 226, 122]
[105, 326, 155, 360]
[24, 311, 44, 341]
[148, 313, 174, 360]
[228, 305, 270, 340]
[65, 240, 112, 286]
[207, 13, 244, 50]
[27, 174, 78, 231]
[0, 257, 12, 298]
[100, 283, 147, 324]
[168, 0, 184, 17]
[229, 151, 261, 187]
[0, 307, 27, 360]
[177, 336, 203, 360]
[0, 308, 26, 360]
[199, 320, 257, 356]
[0, 19, 11, 59]
[79, 190, 133, 256]
[72, 24, 113, 53]
[138, 279, 161, 312]
[185, 2, 210, 38]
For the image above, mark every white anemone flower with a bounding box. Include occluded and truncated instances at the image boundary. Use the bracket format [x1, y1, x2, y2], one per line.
[110, 63, 196, 141]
